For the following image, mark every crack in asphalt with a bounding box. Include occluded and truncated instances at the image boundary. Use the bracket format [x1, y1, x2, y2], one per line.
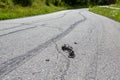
[0, 11, 86, 79]
[54, 42, 70, 80]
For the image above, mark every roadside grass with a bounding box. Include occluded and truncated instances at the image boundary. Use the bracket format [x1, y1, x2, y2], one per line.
[0, 0, 67, 20]
[0, 0, 119, 20]
[89, 6, 120, 22]
[0, 5, 66, 20]
[111, 4, 120, 8]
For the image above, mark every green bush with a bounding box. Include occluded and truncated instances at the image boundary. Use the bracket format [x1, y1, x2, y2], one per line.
[12, 0, 33, 6]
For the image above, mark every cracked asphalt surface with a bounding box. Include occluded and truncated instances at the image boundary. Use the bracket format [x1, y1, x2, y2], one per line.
[0, 9, 120, 80]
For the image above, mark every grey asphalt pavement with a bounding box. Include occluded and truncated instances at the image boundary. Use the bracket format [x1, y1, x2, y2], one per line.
[0, 9, 120, 80]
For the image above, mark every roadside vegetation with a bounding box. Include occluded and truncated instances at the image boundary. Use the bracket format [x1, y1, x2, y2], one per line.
[0, 0, 118, 20]
[90, 0, 120, 22]
[0, 0, 67, 20]
[111, 0, 120, 7]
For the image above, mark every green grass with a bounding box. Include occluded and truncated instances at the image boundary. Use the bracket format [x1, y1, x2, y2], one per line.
[1, 0, 119, 20]
[110, 2, 120, 8]
[110, 3, 120, 8]
[0, 0, 67, 20]
[89, 6, 120, 22]
[0, 5, 66, 20]
[89, 0, 120, 22]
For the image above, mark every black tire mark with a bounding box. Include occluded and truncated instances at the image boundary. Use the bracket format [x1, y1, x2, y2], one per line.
[0, 11, 71, 32]
[0, 23, 29, 31]
[0, 26, 37, 37]
[31, 11, 71, 23]
[0, 12, 86, 79]
[0, 11, 71, 37]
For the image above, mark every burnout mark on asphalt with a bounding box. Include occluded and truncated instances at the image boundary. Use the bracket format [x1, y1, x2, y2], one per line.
[61, 44, 75, 58]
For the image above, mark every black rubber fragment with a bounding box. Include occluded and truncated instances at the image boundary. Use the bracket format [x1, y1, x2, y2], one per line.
[61, 44, 75, 58]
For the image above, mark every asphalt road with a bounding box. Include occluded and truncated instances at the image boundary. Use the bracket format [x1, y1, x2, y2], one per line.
[0, 9, 120, 80]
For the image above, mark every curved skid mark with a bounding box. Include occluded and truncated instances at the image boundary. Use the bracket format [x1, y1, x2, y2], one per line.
[0, 11, 71, 32]
[0, 23, 29, 31]
[31, 11, 71, 23]
[0, 12, 86, 79]
[0, 26, 37, 37]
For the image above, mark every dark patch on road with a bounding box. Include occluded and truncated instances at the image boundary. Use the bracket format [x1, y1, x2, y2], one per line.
[74, 42, 77, 44]
[45, 59, 50, 62]
[61, 44, 75, 58]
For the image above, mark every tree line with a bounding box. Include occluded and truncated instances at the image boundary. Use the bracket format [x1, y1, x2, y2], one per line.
[0, 0, 117, 7]
[47, 0, 116, 6]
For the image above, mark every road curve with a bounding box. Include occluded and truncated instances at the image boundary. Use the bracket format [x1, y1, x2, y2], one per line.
[0, 9, 120, 80]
